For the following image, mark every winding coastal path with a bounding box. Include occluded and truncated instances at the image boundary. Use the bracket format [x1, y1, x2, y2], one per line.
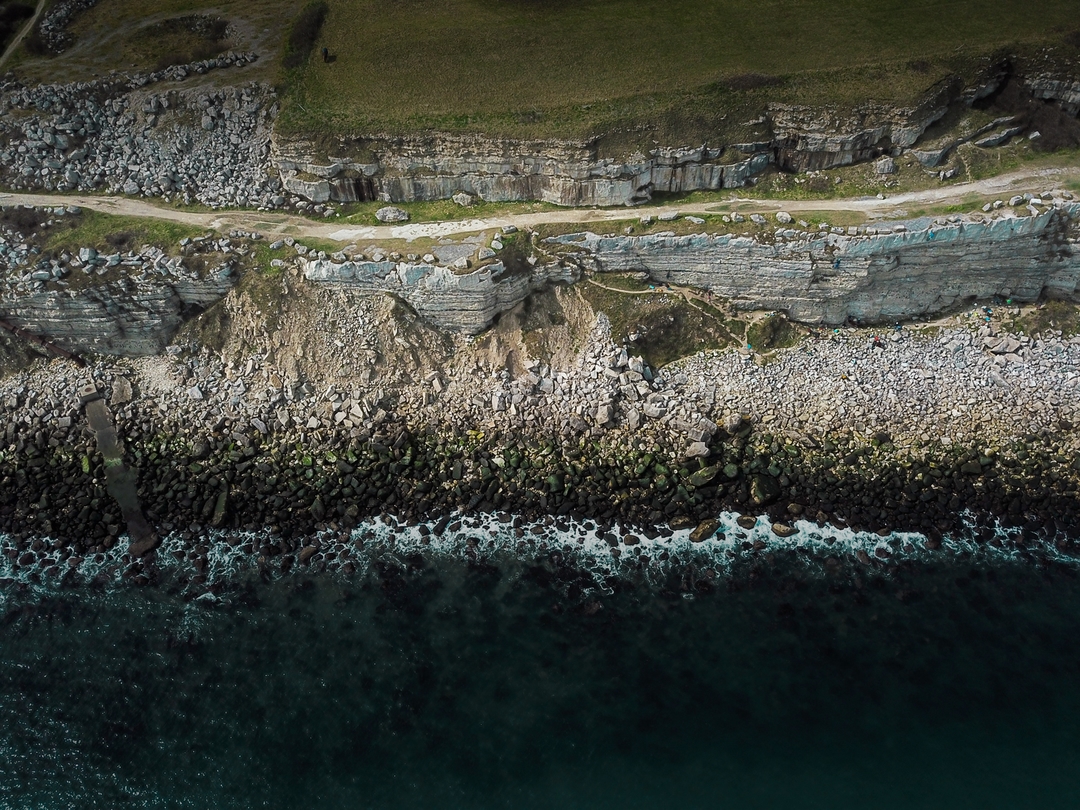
[0, 164, 1076, 243]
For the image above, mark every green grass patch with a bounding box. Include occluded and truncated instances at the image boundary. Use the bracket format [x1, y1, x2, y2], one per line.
[134, 15, 233, 72]
[9, 0, 287, 85]
[747, 312, 802, 352]
[283, 1, 327, 70]
[41, 210, 205, 257]
[278, 0, 1080, 150]
[295, 235, 344, 256]
[578, 280, 737, 367]
[1007, 300, 1080, 337]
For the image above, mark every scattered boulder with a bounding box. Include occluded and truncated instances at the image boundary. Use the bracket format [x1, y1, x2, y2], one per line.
[873, 156, 896, 174]
[684, 441, 709, 458]
[110, 376, 133, 406]
[687, 464, 719, 487]
[689, 518, 720, 542]
[749, 473, 780, 506]
[376, 206, 409, 223]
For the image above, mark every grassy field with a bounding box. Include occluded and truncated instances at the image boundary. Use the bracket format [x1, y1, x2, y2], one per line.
[7, 0, 1080, 154]
[279, 0, 1080, 149]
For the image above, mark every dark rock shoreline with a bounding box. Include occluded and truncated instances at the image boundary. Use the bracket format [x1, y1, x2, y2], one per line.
[2, 372, 1078, 587]
[3, 293, 1080, 589]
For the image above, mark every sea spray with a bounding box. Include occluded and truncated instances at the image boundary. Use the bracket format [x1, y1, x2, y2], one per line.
[2, 513, 1075, 610]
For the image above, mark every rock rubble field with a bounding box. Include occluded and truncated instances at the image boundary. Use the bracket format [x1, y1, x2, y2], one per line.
[0, 54, 278, 208]
[1, 302, 1079, 584]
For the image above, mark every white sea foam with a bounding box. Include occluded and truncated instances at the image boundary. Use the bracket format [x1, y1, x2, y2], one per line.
[0, 511, 1075, 608]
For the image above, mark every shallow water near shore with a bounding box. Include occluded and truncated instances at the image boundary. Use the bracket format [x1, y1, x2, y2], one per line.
[2, 517, 1080, 809]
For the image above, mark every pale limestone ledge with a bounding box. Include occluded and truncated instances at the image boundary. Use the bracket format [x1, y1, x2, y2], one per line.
[302, 258, 579, 333]
[273, 74, 1080, 206]
[550, 205, 1080, 324]
[0, 274, 236, 356]
[274, 133, 772, 206]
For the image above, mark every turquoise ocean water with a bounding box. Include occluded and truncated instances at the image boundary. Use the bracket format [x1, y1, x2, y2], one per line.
[2, 514, 1079, 809]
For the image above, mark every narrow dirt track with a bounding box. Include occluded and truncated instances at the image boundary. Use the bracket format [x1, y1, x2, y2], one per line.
[0, 0, 46, 71]
[1, 164, 1076, 243]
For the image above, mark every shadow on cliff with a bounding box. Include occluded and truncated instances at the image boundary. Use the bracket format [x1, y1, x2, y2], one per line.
[977, 76, 1080, 152]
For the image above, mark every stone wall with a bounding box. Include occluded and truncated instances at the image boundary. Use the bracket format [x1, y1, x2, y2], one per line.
[549, 205, 1080, 324]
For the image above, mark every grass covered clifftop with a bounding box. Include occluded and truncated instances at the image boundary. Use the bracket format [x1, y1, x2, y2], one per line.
[277, 0, 1080, 150]
[5, 0, 1080, 155]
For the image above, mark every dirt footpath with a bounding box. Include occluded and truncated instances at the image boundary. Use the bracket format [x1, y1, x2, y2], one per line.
[1, 164, 1076, 244]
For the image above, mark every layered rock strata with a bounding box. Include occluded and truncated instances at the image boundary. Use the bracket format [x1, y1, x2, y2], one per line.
[275, 70, 1080, 207]
[0, 273, 236, 355]
[275, 134, 771, 207]
[550, 205, 1080, 324]
[768, 80, 956, 173]
[303, 256, 579, 333]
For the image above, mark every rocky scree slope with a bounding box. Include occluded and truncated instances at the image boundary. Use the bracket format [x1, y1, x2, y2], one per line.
[3, 309, 1080, 555]
[0, 54, 281, 209]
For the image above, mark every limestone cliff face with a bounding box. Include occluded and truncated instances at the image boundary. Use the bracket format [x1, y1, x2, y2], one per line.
[274, 133, 773, 207]
[0, 276, 235, 356]
[303, 257, 579, 333]
[550, 205, 1080, 324]
[766, 90, 953, 172]
[1027, 75, 1080, 116]
[270, 96, 956, 205]
[274, 67, 1080, 207]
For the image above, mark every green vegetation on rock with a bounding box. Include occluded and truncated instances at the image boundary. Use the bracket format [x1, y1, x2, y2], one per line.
[41, 210, 204, 257]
